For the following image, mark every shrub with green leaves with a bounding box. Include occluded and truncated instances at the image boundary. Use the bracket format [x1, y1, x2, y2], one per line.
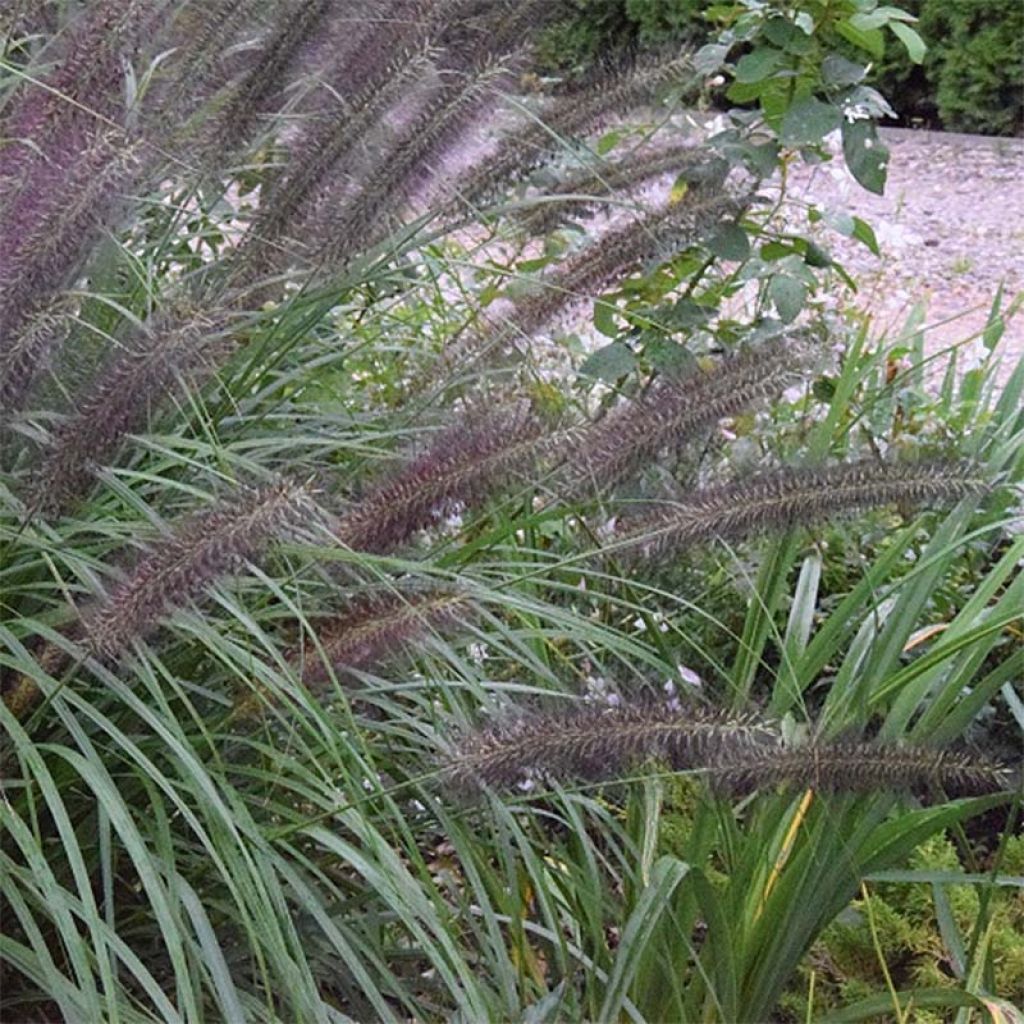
[1, 3, 1022, 1022]
[539, 0, 1024, 136]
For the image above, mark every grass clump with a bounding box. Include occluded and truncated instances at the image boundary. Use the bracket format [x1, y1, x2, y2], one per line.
[1, 3, 1021, 1022]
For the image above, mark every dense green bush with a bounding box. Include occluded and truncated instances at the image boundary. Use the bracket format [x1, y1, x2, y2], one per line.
[538, 0, 1024, 136]
[888, 0, 1024, 135]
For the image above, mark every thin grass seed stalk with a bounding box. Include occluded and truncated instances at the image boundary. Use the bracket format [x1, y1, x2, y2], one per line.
[444, 701, 1017, 800]
[444, 701, 782, 795]
[335, 402, 545, 553]
[559, 334, 813, 499]
[79, 480, 319, 659]
[296, 586, 472, 688]
[612, 459, 990, 561]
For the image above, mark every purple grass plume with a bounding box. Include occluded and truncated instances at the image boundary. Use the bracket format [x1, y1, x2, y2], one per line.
[517, 142, 729, 234]
[559, 335, 811, 500]
[450, 52, 697, 209]
[708, 741, 1018, 800]
[334, 402, 545, 554]
[296, 586, 472, 688]
[27, 306, 231, 518]
[612, 459, 990, 562]
[440, 187, 751, 376]
[443, 699, 1016, 801]
[443, 699, 782, 795]
[79, 480, 319, 660]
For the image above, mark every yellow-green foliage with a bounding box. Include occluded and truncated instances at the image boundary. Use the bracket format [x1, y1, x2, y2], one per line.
[781, 832, 1024, 1019]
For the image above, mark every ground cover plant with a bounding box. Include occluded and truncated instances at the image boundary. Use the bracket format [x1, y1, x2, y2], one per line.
[1, 2, 1022, 1021]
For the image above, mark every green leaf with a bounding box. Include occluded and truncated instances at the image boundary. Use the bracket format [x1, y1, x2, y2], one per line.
[822, 54, 867, 87]
[835, 19, 885, 60]
[596, 130, 621, 156]
[578, 341, 635, 382]
[593, 298, 620, 338]
[694, 43, 730, 75]
[598, 857, 688, 1023]
[666, 297, 711, 328]
[769, 275, 807, 323]
[803, 240, 832, 268]
[780, 97, 841, 147]
[706, 223, 750, 261]
[851, 215, 881, 256]
[646, 339, 694, 377]
[734, 47, 782, 84]
[839, 117, 888, 193]
[888, 20, 926, 64]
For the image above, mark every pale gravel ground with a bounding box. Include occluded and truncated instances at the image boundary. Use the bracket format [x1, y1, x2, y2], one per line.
[783, 127, 1024, 381]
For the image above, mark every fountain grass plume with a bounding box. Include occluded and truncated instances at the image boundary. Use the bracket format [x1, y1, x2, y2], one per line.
[79, 480, 319, 660]
[196, 0, 335, 165]
[27, 305, 231, 519]
[708, 741, 1018, 799]
[314, 58, 518, 270]
[450, 51, 696, 208]
[443, 699, 782, 795]
[150, 0, 264, 136]
[444, 699, 1017, 801]
[334, 402, 545, 554]
[521, 187, 751, 322]
[559, 335, 812, 500]
[441, 187, 751, 376]
[297, 586, 472, 688]
[518, 144, 729, 234]
[0, 296, 72, 420]
[612, 459, 991, 562]
[241, 48, 435, 280]
[0, 133, 144, 346]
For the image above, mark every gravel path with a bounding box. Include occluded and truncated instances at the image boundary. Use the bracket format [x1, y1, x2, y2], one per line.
[784, 127, 1024, 379]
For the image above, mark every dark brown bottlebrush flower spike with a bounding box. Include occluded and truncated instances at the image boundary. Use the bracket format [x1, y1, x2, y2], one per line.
[149, 0, 265, 137]
[79, 480, 319, 660]
[0, 297, 73, 420]
[450, 52, 696, 208]
[241, 50, 435, 279]
[708, 742, 1017, 799]
[443, 188, 751, 375]
[444, 700, 782, 795]
[197, 0, 335, 164]
[0, 134, 144, 356]
[27, 306, 231, 519]
[296, 586, 472, 688]
[559, 336, 811, 500]
[518, 143, 729, 234]
[612, 459, 990, 562]
[314, 59, 517, 269]
[335, 402, 545, 554]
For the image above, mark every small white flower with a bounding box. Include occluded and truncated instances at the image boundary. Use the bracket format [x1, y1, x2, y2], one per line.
[677, 665, 702, 688]
[843, 104, 873, 124]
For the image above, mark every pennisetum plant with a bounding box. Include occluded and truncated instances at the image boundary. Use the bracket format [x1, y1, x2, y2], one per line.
[1, 3, 1020, 1021]
[442, 697, 1016, 801]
